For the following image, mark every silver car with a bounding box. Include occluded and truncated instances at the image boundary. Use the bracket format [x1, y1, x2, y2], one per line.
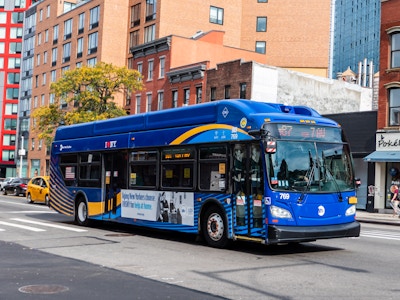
[0, 177, 16, 191]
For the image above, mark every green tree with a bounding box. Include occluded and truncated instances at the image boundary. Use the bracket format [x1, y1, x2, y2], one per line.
[32, 62, 143, 146]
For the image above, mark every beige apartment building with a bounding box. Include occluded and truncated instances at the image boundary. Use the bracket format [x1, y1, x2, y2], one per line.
[22, 0, 332, 175]
[128, 0, 331, 77]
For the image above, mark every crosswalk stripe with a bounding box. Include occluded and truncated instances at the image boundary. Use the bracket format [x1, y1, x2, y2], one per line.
[10, 218, 87, 232]
[0, 221, 45, 232]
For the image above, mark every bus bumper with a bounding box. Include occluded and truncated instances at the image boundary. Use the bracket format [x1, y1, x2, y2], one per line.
[266, 221, 360, 245]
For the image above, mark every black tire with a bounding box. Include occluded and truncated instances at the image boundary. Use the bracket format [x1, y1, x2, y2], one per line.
[75, 198, 90, 226]
[201, 206, 229, 248]
[27, 193, 33, 203]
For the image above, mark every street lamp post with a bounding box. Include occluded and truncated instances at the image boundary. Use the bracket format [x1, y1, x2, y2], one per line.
[18, 135, 25, 177]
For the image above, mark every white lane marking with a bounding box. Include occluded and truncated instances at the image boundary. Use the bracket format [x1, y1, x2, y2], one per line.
[10, 218, 87, 232]
[361, 230, 400, 241]
[8, 211, 56, 214]
[0, 221, 45, 232]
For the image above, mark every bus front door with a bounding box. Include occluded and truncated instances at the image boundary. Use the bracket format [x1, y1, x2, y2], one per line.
[103, 152, 127, 219]
[233, 143, 264, 238]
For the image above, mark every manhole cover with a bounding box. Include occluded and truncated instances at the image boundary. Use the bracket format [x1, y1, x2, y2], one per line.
[19, 284, 69, 294]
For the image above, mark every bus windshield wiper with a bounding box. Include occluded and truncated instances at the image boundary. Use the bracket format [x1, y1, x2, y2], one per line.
[322, 152, 343, 202]
[297, 151, 315, 203]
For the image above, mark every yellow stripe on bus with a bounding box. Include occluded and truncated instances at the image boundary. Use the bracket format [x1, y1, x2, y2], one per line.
[170, 124, 249, 145]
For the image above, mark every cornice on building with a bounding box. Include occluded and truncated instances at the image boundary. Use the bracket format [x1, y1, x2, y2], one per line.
[130, 36, 171, 59]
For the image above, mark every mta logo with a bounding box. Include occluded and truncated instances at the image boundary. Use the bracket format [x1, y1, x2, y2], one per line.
[105, 141, 117, 148]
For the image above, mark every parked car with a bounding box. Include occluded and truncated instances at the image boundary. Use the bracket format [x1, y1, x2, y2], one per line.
[0, 177, 16, 191]
[26, 176, 50, 205]
[3, 178, 30, 196]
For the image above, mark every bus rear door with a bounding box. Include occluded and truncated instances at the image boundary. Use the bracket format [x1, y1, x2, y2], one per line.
[103, 152, 127, 219]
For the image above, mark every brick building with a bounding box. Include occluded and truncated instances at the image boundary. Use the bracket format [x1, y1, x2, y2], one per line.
[19, 0, 130, 176]
[364, 0, 400, 212]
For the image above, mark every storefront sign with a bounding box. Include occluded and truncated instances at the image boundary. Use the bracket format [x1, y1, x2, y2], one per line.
[376, 132, 400, 150]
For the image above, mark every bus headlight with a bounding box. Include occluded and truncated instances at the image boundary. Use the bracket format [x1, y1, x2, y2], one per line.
[345, 205, 356, 216]
[270, 205, 292, 219]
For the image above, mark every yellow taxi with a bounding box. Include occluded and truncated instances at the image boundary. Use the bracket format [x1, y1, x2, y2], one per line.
[26, 176, 50, 205]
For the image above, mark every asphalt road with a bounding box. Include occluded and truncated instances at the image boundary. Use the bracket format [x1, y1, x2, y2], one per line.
[2, 196, 400, 299]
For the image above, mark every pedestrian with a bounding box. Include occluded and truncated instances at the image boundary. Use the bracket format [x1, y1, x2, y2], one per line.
[390, 184, 400, 217]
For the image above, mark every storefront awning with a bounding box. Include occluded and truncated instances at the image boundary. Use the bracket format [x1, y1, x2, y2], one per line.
[363, 151, 400, 162]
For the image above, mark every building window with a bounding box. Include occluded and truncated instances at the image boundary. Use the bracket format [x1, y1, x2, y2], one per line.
[146, 0, 156, 21]
[159, 56, 165, 78]
[136, 94, 141, 113]
[88, 32, 98, 54]
[389, 88, 400, 126]
[77, 37, 83, 58]
[51, 70, 56, 82]
[147, 59, 154, 80]
[45, 29, 49, 42]
[5, 103, 18, 115]
[11, 12, 23, 24]
[6, 88, 19, 99]
[240, 83, 247, 99]
[3, 134, 16, 146]
[10, 27, 23, 38]
[9, 42, 22, 54]
[196, 86, 202, 104]
[63, 42, 71, 63]
[7, 73, 19, 84]
[53, 24, 59, 44]
[44, 51, 48, 64]
[4, 119, 17, 130]
[146, 93, 152, 112]
[256, 17, 267, 32]
[184, 88, 190, 105]
[89, 6, 100, 30]
[158, 91, 164, 110]
[52, 48, 57, 66]
[78, 13, 85, 34]
[130, 30, 139, 48]
[87, 57, 97, 66]
[210, 87, 216, 101]
[131, 3, 141, 27]
[144, 24, 155, 42]
[47, 5, 50, 18]
[255, 41, 266, 54]
[391, 32, 400, 69]
[224, 85, 231, 99]
[172, 90, 178, 108]
[137, 62, 143, 74]
[258, 0, 268, 2]
[210, 6, 223, 25]
[64, 18, 72, 40]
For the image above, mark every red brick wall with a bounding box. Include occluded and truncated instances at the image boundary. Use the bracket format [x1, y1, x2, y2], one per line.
[378, 0, 400, 129]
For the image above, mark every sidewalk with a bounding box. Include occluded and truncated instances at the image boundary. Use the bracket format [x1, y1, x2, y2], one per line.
[356, 210, 400, 226]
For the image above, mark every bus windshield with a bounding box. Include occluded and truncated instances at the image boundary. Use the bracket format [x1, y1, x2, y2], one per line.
[268, 141, 354, 192]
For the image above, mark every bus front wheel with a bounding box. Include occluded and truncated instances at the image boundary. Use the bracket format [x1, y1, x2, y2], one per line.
[75, 198, 89, 226]
[202, 206, 229, 248]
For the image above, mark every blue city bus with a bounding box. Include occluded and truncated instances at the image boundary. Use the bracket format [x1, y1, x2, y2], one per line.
[49, 99, 360, 248]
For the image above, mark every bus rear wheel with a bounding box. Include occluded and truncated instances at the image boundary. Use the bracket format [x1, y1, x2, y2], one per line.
[75, 198, 89, 226]
[202, 206, 229, 248]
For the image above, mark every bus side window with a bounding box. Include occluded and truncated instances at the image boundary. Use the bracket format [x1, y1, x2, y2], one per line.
[199, 145, 227, 192]
[129, 150, 158, 189]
